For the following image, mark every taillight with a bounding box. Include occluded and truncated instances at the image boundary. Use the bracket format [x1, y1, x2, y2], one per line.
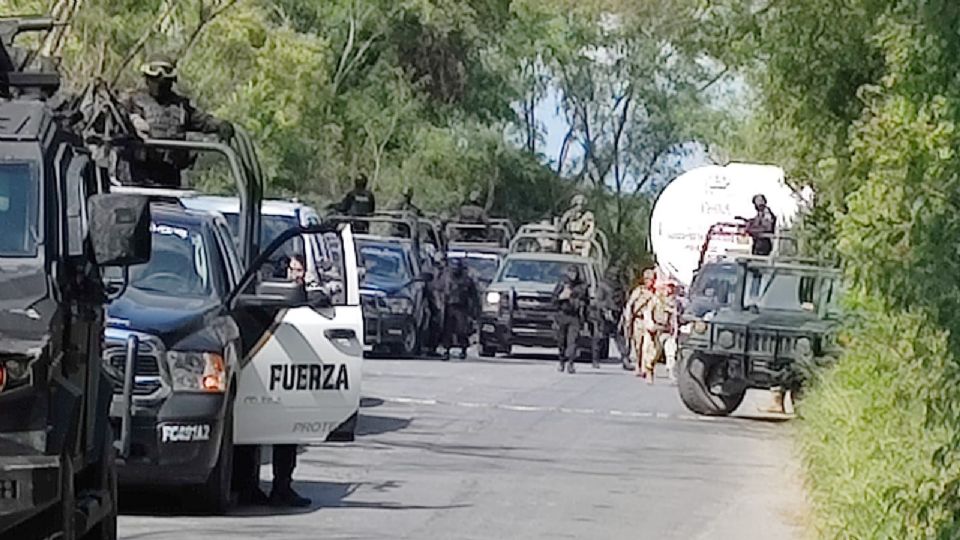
[0, 365, 6, 392]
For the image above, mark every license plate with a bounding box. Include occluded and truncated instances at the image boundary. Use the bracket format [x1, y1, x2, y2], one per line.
[387, 329, 403, 336]
[482, 324, 495, 332]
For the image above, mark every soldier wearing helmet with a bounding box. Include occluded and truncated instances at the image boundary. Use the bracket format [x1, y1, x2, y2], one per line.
[738, 194, 777, 256]
[458, 189, 488, 225]
[121, 54, 234, 187]
[441, 257, 479, 360]
[559, 193, 596, 257]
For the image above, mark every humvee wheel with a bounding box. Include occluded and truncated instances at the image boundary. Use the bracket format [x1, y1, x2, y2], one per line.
[678, 354, 745, 416]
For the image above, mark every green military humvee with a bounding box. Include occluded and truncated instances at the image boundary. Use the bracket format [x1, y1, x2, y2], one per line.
[677, 256, 842, 416]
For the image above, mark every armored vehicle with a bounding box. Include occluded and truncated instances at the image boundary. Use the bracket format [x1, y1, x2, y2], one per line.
[677, 257, 842, 416]
[0, 17, 152, 539]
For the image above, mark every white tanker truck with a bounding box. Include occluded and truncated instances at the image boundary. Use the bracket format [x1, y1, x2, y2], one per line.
[649, 163, 809, 289]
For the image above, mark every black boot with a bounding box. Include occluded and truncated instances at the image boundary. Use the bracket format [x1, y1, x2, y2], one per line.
[566, 361, 576, 374]
[557, 360, 566, 372]
[270, 485, 312, 508]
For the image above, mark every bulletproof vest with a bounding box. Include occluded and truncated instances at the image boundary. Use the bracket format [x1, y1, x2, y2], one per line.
[132, 93, 189, 140]
[449, 274, 471, 305]
[565, 210, 593, 235]
[350, 190, 374, 215]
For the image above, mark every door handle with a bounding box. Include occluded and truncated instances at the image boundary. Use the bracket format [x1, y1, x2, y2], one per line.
[324, 329, 356, 340]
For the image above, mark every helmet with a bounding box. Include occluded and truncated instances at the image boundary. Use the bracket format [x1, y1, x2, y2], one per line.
[752, 193, 767, 206]
[140, 55, 177, 79]
[571, 194, 586, 206]
[403, 186, 414, 197]
[469, 189, 482, 203]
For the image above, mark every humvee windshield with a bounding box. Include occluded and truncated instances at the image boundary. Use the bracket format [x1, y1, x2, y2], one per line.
[0, 162, 39, 257]
[742, 266, 839, 315]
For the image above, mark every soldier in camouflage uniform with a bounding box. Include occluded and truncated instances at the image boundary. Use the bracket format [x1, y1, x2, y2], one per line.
[121, 55, 234, 187]
[442, 258, 479, 360]
[559, 194, 596, 257]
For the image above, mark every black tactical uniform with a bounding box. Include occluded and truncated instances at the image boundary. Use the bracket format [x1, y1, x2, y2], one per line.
[120, 55, 233, 187]
[337, 174, 375, 234]
[745, 194, 777, 256]
[442, 259, 479, 359]
[553, 266, 587, 374]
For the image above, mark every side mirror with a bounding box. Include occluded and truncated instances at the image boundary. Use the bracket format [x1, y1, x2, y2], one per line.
[237, 280, 308, 308]
[88, 194, 151, 267]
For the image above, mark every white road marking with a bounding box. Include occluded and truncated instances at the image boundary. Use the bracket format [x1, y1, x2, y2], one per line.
[375, 395, 691, 422]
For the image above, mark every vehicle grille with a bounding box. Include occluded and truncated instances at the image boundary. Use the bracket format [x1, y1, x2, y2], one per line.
[747, 333, 797, 356]
[514, 295, 553, 311]
[104, 338, 164, 396]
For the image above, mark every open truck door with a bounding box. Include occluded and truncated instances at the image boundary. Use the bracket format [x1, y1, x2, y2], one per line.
[233, 224, 363, 444]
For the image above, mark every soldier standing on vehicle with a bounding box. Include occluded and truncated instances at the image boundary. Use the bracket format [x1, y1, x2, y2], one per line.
[394, 186, 422, 217]
[553, 265, 588, 374]
[122, 54, 234, 187]
[442, 258, 479, 360]
[559, 194, 596, 257]
[738, 194, 776, 256]
[336, 173, 376, 216]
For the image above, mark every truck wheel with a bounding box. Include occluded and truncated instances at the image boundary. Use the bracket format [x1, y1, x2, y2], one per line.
[400, 320, 419, 358]
[199, 408, 235, 514]
[598, 337, 610, 361]
[677, 354, 745, 416]
[479, 344, 496, 357]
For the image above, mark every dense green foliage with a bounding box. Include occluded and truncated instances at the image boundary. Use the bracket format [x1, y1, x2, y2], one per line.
[7, 0, 717, 274]
[705, 1, 960, 537]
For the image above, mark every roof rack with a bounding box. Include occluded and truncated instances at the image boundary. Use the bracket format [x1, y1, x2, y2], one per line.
[0, 17, 61, 96]
[508, 228, 608, 271]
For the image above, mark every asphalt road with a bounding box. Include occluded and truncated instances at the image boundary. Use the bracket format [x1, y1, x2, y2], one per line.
[118, 348, 806, 540]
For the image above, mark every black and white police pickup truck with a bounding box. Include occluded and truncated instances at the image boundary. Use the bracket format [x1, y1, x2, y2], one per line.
[104, 198, 363, 512]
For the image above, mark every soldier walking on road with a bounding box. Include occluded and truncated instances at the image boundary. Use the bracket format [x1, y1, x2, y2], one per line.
[122, 54, 234, 187]
[553, 265, 588, 374]
[442, 258, 479, 360]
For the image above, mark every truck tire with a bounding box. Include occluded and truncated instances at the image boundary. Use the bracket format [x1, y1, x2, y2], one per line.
[199, 408, 235, 514]
[479, 344, 497, 357]
[677, 354, 745, 416]
[399, 319, 420, 358]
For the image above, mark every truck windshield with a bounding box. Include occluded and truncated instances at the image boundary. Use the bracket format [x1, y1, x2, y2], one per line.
[0, 162, 39, 257]
[742, 269, 821, 313]
[358, 243, 411, 285]
[455, 256, 500, 283]
[500, 260, 583, 285]
[128, 222, 213, 298]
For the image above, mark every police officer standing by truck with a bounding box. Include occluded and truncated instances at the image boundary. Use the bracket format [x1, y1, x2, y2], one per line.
[553, 265, 588, 374]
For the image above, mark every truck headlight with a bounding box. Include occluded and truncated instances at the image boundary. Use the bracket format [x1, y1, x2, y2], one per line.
[717, 330, 735, 349]
[166, 351, 226, 393]
[385, 297, 414, 315]
[796, 337, 813, 358]
[485, 292, 501, 305]
[692, 321, 708, 335]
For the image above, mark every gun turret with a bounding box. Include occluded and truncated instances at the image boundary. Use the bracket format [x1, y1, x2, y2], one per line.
[0, 16, 60, 97]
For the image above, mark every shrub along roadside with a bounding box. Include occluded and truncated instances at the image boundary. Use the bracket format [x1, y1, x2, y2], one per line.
[797, 289, 960, 539]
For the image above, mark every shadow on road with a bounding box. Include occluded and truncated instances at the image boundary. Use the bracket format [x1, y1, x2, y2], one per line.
[356, 413, 412, 437]
[120, 479, 468, 521]
[360, 396, 385, 408]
